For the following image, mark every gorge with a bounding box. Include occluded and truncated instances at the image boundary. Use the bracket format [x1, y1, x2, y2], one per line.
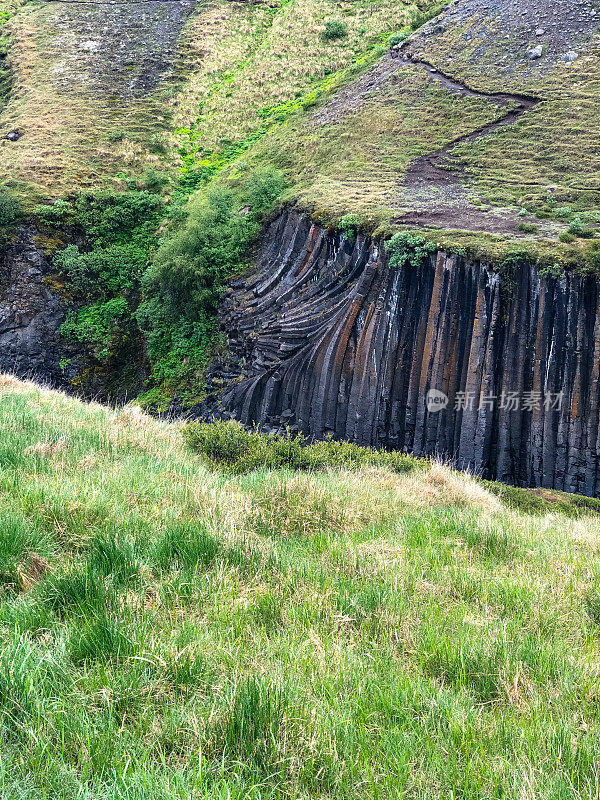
[202, 210, 600, 496]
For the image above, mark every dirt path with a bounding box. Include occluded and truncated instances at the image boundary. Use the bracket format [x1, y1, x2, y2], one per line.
[393, 49, 549, 234]
[398, 52, 541, 190]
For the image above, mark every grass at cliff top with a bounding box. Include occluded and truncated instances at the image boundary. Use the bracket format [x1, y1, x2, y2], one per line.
[1, 374, 600, 798]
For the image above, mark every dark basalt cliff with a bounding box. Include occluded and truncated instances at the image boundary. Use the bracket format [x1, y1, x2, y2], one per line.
[0, 228, 68, 387]
[203, 211, 600, 496]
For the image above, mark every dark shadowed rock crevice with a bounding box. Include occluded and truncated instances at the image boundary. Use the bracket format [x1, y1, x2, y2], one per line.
[198, 210, 600, 496]
[0, 227, 148, 401]
[0, 227, 69, 387]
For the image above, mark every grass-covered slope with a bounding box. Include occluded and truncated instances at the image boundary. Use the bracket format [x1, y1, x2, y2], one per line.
[0, 0, 425, 202]
[237, 0, 600, 253]
[1, 374, 600, 797]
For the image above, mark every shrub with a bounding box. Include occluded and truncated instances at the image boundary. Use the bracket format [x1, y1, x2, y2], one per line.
[568, 217, 596, 239]
[554, 206, 572, 219]
[559, 231, 576, 243]
[34, 198, 73, 224]
[388, 32, 407, 47]
[321, 21, 348, 42]
[71, 190, 162, 247]
[142, 167, 170, 194]
[183, 419, 417, 475]
[339, 213, 361, 242]
[148, 133, 168, 155]
[0, 192, 21, 227]
[49, 189, 163, 368]
[183, 419, 254, 464]
[60, 298, 130, 362]
[517, 222, 538, 234]
[385, 232, 436, 270]
[53, 243, 146, 302]
[138, 168, 286, 396]
[538, 262, 564, 279]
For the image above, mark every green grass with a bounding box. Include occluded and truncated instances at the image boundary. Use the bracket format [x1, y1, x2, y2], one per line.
[1, 374, 600, 797]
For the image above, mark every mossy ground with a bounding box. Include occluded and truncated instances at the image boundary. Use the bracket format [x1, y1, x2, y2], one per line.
[1, 373, 600, 797]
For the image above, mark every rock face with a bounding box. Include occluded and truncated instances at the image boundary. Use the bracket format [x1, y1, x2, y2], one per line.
[206, 211, 600, 496]
[0, 227, 67, 386]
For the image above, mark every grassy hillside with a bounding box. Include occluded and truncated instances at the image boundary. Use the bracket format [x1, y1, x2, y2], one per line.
[232, 0, 600, 255]
[1, 374, 600, 797]
[0, 0, 425, 202]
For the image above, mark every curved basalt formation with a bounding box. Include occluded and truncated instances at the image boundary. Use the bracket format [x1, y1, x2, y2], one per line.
[204, 211, 600, 495]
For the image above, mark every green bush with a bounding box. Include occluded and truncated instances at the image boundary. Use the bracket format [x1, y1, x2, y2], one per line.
[517, 222, 538, 234]
[183, 419, 417, 475]
[138, 168, 286, 397]
[142, 167, 170, 194]
[54, 243, 146, 302]
[321, 21, 348, 42]
[34, 198, 73, 223]
[48, 189, 163, 368]
[554, 206, 572, 219]
[388, 32, 407, 47]
[538, 262, 564, 279]
[60, 298, 130, 361]
[559, 231, 576, 243]
[385, 232, 436, 270]
[0, 192, 21, 227]
[70, 189, 162, 248]
[339, 213, 361, 242]
[568, 217, 596, 239]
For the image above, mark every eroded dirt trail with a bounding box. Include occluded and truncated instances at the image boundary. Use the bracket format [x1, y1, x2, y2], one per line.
[399, 53, 542, 185]
[395, 50, 546, 232]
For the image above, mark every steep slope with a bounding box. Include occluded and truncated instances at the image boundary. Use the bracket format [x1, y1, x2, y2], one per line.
[244, 0, 600, 242]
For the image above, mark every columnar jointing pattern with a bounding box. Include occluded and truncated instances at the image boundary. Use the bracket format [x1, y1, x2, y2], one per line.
[215, 211, 600, 495]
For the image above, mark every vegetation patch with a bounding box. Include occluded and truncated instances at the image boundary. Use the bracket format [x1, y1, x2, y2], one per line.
[138, 166, 287, 405]
[183, 419, 418, 474]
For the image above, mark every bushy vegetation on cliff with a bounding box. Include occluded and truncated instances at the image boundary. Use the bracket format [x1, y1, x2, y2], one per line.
[0, 374, 600, 798]
[36, 167, 286, 404]
[138, 167, 287, 403]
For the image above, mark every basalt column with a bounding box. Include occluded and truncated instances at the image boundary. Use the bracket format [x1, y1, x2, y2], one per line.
[209, 211, 600, 496]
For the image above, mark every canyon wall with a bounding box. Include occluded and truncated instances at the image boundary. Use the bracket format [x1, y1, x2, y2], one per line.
[205, 211, 600, 496]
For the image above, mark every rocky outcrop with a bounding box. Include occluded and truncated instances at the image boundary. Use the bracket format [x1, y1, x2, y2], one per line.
[0, 227, 68, 386]
[203, 211, 600, 496]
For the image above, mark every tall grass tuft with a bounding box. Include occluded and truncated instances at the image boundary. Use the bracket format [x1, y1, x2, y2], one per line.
[216, 677, 290, 775]
[68, 609, 133, 665]
[151, 522, 221, 571]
